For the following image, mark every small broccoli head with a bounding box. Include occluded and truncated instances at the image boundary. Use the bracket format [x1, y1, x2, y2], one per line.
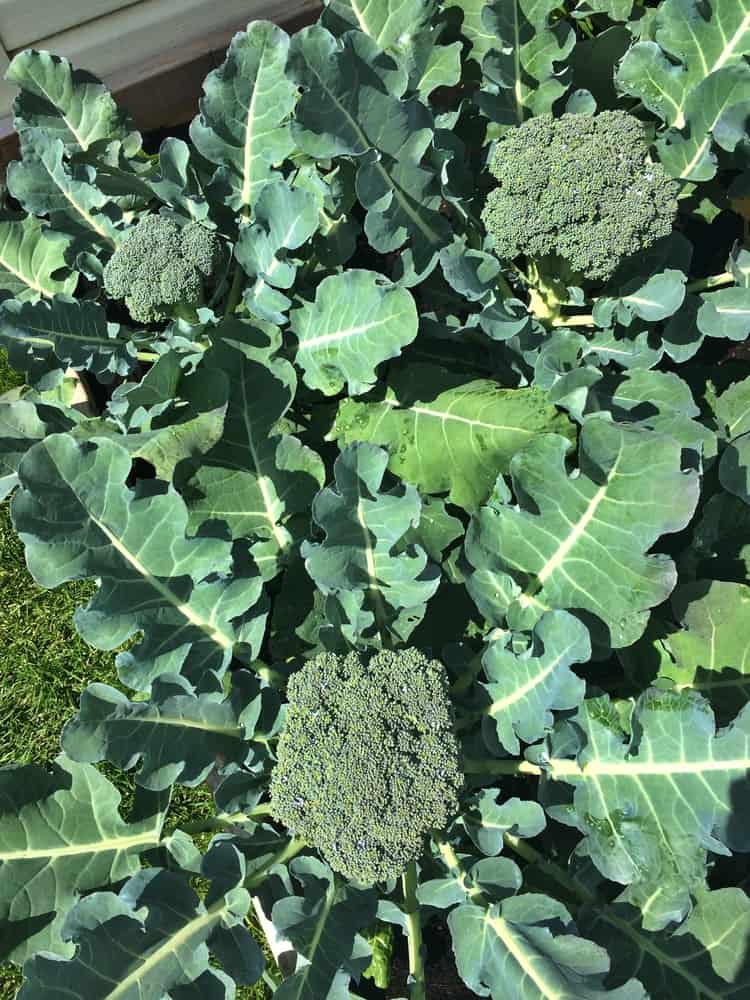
[103, 214, 220, 324]
[270, 647, 463, 884]
[481, 111, 679, 283]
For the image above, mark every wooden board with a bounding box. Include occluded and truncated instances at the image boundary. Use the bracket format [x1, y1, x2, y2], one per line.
[0, 0, 143, 50]
[0, 0, 321, 169]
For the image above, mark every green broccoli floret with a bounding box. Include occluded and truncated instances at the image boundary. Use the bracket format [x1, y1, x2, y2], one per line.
[481, 111, 679, 284]
[269, 647, 463, 884]
[103, 215, 219, 324]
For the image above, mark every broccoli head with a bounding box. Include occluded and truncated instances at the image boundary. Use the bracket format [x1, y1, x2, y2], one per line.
[270, 647, 463, 884]
[481, 111, 679, 283]
[103, 214, 219, 324]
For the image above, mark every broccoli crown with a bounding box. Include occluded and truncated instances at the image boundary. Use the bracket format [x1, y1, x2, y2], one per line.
[103, 214, 219, 324]
[481, 111, 679, 282]
[270, 647, 463, 884]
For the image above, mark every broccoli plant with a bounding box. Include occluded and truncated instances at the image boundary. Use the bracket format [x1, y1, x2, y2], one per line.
[103, 214, 220, 324]
[270, 648, 463, 884]
[0, 1, 749, 999]
[481, 111, 680, 321]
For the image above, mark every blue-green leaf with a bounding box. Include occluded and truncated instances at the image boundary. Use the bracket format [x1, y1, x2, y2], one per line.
[0, 755, 164, 963]
[302, 442, 440, 645]
[290, 270, 418, 396]
[190, 21, 296, 212]
[449, 894, 646, 999]
[542, 689, 750, 928]
[479, 611, 590, 754]
[616, 0, 750, 180]
[6, 49, 139, 155]
[464, 420, 699, 645]
[13, 434, 267, 690]
[272, 856, 377, 1000]
[62, 670, 269, 790]
[18, 853, 256, 999]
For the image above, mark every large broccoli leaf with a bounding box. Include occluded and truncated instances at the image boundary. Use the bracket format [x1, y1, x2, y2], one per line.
[271, 857, 377, 1000]
[478, 0, 576, 124]
[478, 610, 590, 755]
[0, 216, 78, 302]
[449, 895, 646, 1000]
[616, 0, 750, 180]
[61, 669, 277, 791]
[658, 581, 750, 717]
[0, 296, 138, 389]
[290, 270, 418, 396]
[8, 132, 120, 253]
[12, 434, 268, 691]
[0, 394, 81, 499]
[321, 0, 461, 99]
[0, 756, 164, 964]
[287, 25, 451, 271]
[6, 49, 140, 156]
[539, 688, 750, 929]
[17, 848, 260, 1000]
[190, 21, 297, 213]
[333, 363, 575, 511]
[321, 0, 434, 49]
[302, 442, 440, 645]
[235, 178, 320, 324]
[187, 323, 323, 574]
[465, 420, 700, 645]
[582, 890, 750, 999]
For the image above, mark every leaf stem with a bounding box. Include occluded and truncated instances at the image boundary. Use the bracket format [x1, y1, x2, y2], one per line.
[549, 313, 596, 328]
[434, 836, 487, 907]
[262, 967, 283, 990]
[449, 655, 485, 697]
[256, 662, 288, 689]
[462, 756, 542, 777]
[244, 836, 308, 891]
[496, 271, 515, 300]
[685, 270, 734, 294]
[177, 803, 274, 835]
[402, 861, 427, 1000]
[502, 833, 595, 903]
[225, 261, 246, 315]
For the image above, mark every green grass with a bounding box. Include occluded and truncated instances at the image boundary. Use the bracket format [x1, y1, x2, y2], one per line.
[0, 359, 271, 998]
[0, 351, 23, 395]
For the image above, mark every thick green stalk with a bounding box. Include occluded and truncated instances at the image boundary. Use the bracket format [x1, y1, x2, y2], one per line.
[138, 340, 208, 364]
[402, 861, 427, 1000]
[496, 271, 515, 300]
[256, 661, 289, 689]
[449, 665, 484, 698]
[262, 967, 283, 990]
[524, 259, 567, 326]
